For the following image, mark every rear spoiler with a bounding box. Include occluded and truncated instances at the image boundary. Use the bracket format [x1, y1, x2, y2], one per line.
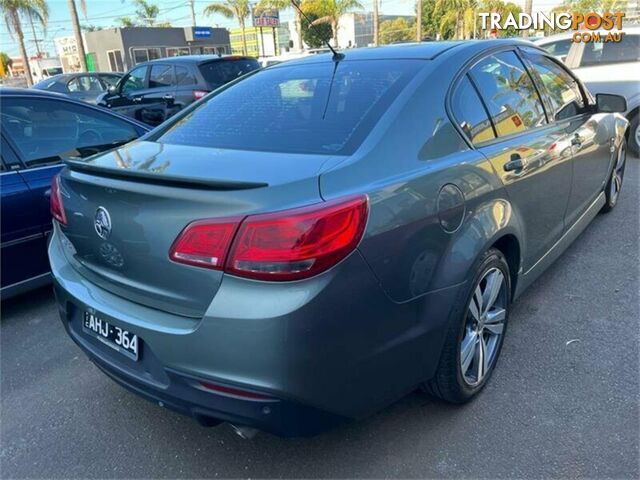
[63, 158, 268, 190]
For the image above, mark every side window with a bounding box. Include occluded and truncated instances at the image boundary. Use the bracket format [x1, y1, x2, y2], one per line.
[451, 75, 495, 145]
[581, 34, 640, 66]
[68, 76, 103, 93]
[523, 52, 584, 121]
[470, 51, 547, 137]
[175, 66, 196, 86]
[149, 64, 174, 89]
[100, 74, 121, 88]
[542, 40, 571, 58]
[121, 66, 148, 94]
[0, 98, 141, 169]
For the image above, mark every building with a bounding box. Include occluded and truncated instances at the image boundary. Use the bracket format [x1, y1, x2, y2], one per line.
[337, 12, 416, 49]
[229, 25, 290, 57]
[83, 26, 231, 72]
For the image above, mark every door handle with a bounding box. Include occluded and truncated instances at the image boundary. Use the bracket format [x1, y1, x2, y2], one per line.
[132, 96, 142, 103]
[162, 94, 174, 101]
[504, 154, 524, 172]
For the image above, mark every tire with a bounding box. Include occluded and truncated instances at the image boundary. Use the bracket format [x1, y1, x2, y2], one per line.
[629, 113, 639, 157]
[424, 248, 511, 403]
[601, 141, 627, 213]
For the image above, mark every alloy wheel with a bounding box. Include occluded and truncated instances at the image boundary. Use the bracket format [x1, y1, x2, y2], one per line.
[460, 268, 507, 387]
[609, 145, 626, 205]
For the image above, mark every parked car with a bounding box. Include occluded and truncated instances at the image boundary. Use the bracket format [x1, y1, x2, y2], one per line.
[49, 40, 628, 437]
[564, 27, 640, 154]
[532, 32, 574, 61]
[32, 72, 123, 104]
[0, 88, 149, 299]
[96, 55, 260, 126]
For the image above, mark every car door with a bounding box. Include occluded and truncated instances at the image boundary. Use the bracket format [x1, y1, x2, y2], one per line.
[0, 137, 49, 291]
[460, 49, 574, 271]
[174, 64, 200, 109]
[520, 47, 613, 228]
[66, 74, 104, 103]
[139, 63, 178, 125]
[106, 65, 149, 120]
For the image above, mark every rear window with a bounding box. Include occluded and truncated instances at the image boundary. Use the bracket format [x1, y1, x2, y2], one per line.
[198, 58, 259, 87]
[156, 59, 422, 155]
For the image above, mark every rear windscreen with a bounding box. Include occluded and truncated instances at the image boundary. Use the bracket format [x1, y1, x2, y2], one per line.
[157, 59, 423, 155]
[198, 59, 260, 87]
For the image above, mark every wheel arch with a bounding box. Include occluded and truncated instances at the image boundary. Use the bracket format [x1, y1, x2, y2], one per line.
[489, 234, 521, 301]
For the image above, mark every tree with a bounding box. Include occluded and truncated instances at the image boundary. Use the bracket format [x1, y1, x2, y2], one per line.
[68, 0, 88, 72]
[305, 0, 363, 47]
[1, 0, 49, 86]
[301, 11, 332, 48]
[133, 0, 159, 27]
[117, 16, 136, 27]
[0, 51, 12, 74]
[257, 0, 306, 52]
[81, 23, 101, 31]
[203, 0, 251, 56]
[379, 17, 415, 44]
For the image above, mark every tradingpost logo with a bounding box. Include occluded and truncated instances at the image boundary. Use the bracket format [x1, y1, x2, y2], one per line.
[479, 11, 626, 43]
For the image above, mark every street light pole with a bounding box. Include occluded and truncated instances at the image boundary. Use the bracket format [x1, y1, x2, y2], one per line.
[188, 0, 196, 27]
[523, 0, 532, 38]
[373, 0, 379, 46]
[416, 0, 422, 42]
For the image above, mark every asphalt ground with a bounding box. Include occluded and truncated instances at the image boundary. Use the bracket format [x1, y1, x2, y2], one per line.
[1, 156, 638, 479]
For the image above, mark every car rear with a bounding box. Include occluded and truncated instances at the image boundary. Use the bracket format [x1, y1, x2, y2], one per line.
[193, 56, 260, 100]
[49, 55, 429, 435]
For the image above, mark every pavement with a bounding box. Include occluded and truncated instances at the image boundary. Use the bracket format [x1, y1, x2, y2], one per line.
[1, 157, 638, 479]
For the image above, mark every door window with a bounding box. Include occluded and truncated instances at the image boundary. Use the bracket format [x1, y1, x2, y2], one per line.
[100, 74, 121, 88]
[167, 47, 190, 57]
[450, 75, 496, 145]
[67, 75, 103, 93]
[541, 39, 571, 58]
[175, 66, 196, 86]
[581, 34, 640, 66]
[523, 52, 584, 121]
[121, 66, 148, 94]
[149, 65, 174, 88]
[470, 51, 547, 137]
[0, 98, 141, 168]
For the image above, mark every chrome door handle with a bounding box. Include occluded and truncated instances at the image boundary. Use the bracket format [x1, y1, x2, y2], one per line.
[162, 94, 174, 101]
[504, 154, 524, 172]
[132, 97, 142, 103]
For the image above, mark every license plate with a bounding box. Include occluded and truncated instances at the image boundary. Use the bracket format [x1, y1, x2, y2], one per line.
[83, 311, 139, 360]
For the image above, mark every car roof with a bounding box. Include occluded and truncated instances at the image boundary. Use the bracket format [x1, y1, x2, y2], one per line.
[273, 39, 532, 67]
[144, 55, 256, 65]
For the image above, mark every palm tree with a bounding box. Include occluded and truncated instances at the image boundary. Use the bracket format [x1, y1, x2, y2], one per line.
[117, 16, 135, 27]
[306, 0, 363, 47]
[203, 0, 251, 56]
[1, 0, 49, 86]
[133, 0, 159, 27]
[68, 0, 87, 72]
[257, 0, 306, 52]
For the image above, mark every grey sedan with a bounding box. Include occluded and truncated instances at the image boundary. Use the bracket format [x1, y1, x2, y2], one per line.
[32, 72, 122, 104]
[48, 40, 629, 438]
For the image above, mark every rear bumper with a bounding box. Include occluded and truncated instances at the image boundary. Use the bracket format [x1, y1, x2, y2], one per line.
[49, 223, 462, 436]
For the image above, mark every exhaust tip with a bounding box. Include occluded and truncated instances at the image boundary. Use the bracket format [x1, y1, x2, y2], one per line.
[229, 423, 259, 440]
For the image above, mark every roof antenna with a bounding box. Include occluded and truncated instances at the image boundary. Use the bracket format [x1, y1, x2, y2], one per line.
[290, 0, 344, 61]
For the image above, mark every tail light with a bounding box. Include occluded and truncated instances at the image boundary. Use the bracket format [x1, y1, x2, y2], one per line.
[169, 195, 369, 281]
[193, 90, 209, 100]
[50, 173, 67, 225]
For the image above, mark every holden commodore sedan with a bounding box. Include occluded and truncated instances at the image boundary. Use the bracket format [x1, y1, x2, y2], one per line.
[49, 40, 628, 437]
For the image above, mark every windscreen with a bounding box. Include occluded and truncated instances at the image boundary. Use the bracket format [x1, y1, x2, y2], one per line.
[157, 59, 423, 155]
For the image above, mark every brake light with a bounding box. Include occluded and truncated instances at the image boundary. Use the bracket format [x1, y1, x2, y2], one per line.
[169, 195, 369, 280]
[169, 218, 241, 270]
[50, 173, 67, 225]
[193, 89, 209, 100]
[197, 381, 275, 401]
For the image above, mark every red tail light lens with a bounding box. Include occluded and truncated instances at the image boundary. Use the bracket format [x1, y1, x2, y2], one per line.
[169, 195, 369, 280]
[228, 195, 368, 281]
[169, 218, 241, 270]
[193, 90, 209, 100]
[50, 173, 67, 225]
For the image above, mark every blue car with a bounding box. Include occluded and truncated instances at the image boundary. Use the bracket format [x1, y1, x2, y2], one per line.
[0, 88, 149, 299]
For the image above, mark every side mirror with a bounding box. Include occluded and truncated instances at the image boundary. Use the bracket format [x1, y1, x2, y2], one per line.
[596, 93, 627, 113]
